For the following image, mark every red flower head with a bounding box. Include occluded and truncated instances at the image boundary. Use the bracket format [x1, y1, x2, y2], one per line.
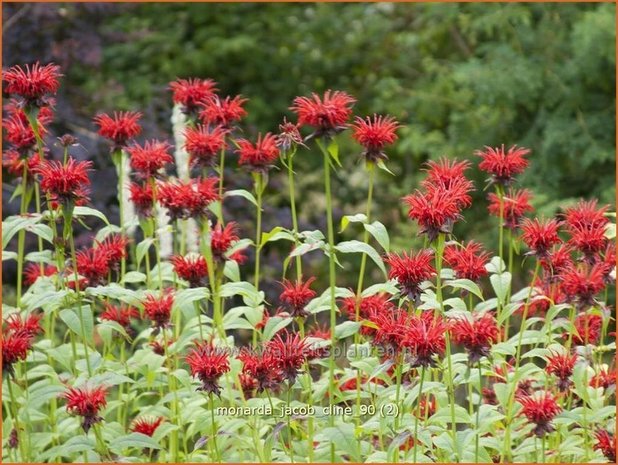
[563, 201, 609, 261]
[239, 372, 259, 399]
[450, 313, 499, 363]
[62, 385, 108, 433]
[129, 182, 155, 217]
[171, 254, 208, 287]
[520, 218, 562, 258]
[238, 348, 284, 392]
[279, 277, 316, 318]
[186, 341, 230, 395]
[210, 222, 242, 262]
[444, 240, 490, 282]
[540, 244, 573, 280]
[75, 247, 111, 287]
[236, 132, 280, 172]
[517, 392, 561, 437]
[37, 158, 92, 206]
[1, 329, 33, 374]
[385, 249, 435, 303]
[266, 330, 310, 383]
[3, 150, 43, 181]
[594, 429, 617, 463]
[601, 243, 616, 284]
[372, 309, 411, 356]
[405, 312, 447, 367]
[96, 234, 129, 270]
[169, 78, 217, 113]
[99, 303, 138, 331]
[590, 368, 616, 390]
[4, 113, 37, 150]
[351, 114, 400, 162]
[488, 188, 534, 230]
[93, 111, 142, 149]
[127, 140, 173, 179]
[291, 90, 356, 138]
[149, 338, 173, 356]
[131, 416, 164, 437]
[6, 313, 43, 337]
[3, 62, 61, 105]
[276, 118, 303, 150]
[423, 158, 471, 186]
[560, 263, 606, 309]
[199, 95, 247, 129]
[545, 351, 577, 392]
[157, 177, 220, 220]
[305, 324, 331, 359]
[564, 199, 609, 230]
[522, 280, 566, 316]
[143, 291, 174, 330]
[476, 144, 530, 186]
[341, 293, 395, 336]
[184, 124, 227, 168]
[23, 262, 57, 286]
[415, 394, 437, 418]
[569, 313, 603, 346]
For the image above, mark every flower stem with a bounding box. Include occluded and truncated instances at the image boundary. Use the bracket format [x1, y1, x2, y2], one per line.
[475, 362, 482, 463]
[7, 376, 28, 461]
[113, 149, 127, 279]
[254, 172, 264, 290]
[413, 366, 426, 463]
[286, 150, 302, 279]
[209, 392, 221, 462]
[15, 164, 29, 308]
[218, 144, 226, 222]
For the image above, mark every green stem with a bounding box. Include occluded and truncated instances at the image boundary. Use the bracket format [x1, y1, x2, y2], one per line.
[113, 149, 127, 280]
[287, 383, 294, 463]
[475, 362, 482, 463]
[413, 366, 426, 463]
[287, 151, 302, 279]
[7, 376, 28, 461]
[15, 164, 28, 308]
[163, 329, 180, 461]
[254, 173, 263, 290]
[209, 393, 221, 462]
[218, 144, 226, 223]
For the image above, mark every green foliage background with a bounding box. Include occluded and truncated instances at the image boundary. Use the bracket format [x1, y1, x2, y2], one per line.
[3, 2, 616, 289]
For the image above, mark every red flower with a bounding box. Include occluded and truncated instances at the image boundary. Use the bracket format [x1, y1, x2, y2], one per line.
[594, 429, 616, 463]
[569, 313, 603, 346]
[199, 95, 247, 128]
[150, 338, 173, 356]
[3, 62, 61, 103]
[476, 144, 530, 185]
[37, 158, 92, 205]
[62, 385, 108, 433]
[305, 324, 331, 359]
[488, 188, 534, 229]
[129, 182, 155, 217]
[3, 150, 43, 180]
[560, 263, 606, 308]
[76, 247, 111, 287]
[444, 240, 490, 282]
[601, 243, 616, 283]
[341, 293, 395, 336]
[590, 368, 616, 389]
[238, 348, 284, 392]
[6, 313, 42, 337]
[423, 158, 471, 188]
[545, 351, 577, 392]
[405, 312, 447, 367]
[276, 118, 303, 150]
[4, 113, 37, 150]
[236, 133, 280, 171]
[93, 111, 142, 149]
[522, 280, 566, 316]
[351, 114, 400, 162]
[96, 234, 129, 269]
[186, 341, 230, 395]
[171, 254, 208, 287]
[566, 223, 608, 262]
[143, 292, 174, 330]
[99, 303, 138, 330]
[239, 372, 258, 399]
[1, 329, 33, 374]
[169, 78, 217, 113]
[450, 313, 499, 362]
[127, 140, 173, 179]
[279, 277, 316, 318]
[517, 392, 561, 437]
[520, 218, 562, 257]
[184, 124, 227, 168]
[540, 244, 573, 279]
[415, 395, 437, 418]
[131, 416, 164, 437]
[564, 199, 609, 230]
[372, 309, 411, 355]
[210, 222, 242, 262]
[385, 249, 435, 303]
[157, 177, 220, 220]
[23, 262, 57, 286]
[266, 330, 310, 383]
[291, 90, 356, 137]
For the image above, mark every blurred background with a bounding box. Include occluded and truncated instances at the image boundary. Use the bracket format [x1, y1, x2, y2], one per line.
[3, 2, 616, 301]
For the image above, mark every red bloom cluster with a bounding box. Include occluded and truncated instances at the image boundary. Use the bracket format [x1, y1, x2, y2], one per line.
[1, 324, 35, 375]
[564, 200, 609, 262]
[129, 182, 155, 217]
[23, 262, 57, 286]
[594, 430, 616, 463]
[341, 293, 394, 336]
[131, 416, 164, 437]
[444, 240, 490, 282]
[6, 313, 42, 337]
[128, 140, 173, 179]
[570, 313, 603, 346]
[590, 368, 616, 390]
[236, 132, 280, 172]
[545, 351, 577, 392]
[560, 262, 606, 309]
[143, 292, 174, 330]
[450, 313, 499, 362]
[476, 145, 530, 186]
[99, 303, 138, 333]
[488, 188, 534, 230]
[94, 111, 142, 149]
[210, 222, 245, 263]
[62, 385, 108, 433]
[157, 177, 220, 220]
[279, 277, 316, 318]
[184, 124, 227, 168]
[517, 392, 561, 437]
[96, 234, 129, 269]
[170, 78, 218, 113]
[3, 150, 43, 181]
[199, 95, 247, 128]
[384, 249, 435, 303]
[276, 118, 303, 150]
[171, 254, 209, 287]
[237, 348, 283, 393]
[351, 114, 400, 162]
[520, 218, 562, 258]
[3, 62, 61, 104]
[37, 158, 92, 206]
[75, 247, 112, 287]
[186, 342, 230, 395]
[291, 90, 356, 137]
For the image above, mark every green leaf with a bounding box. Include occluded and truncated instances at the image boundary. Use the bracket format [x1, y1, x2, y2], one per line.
[86, 284, 141, 307]
[2, 214, 43, 249]
[121, 271, 146, 284]
[490, 272, 511, 304]
[110, 433, 161, 452]
[317, 423, 359, 461]
[136, 238, 154, 268]
[429, 405, 472, 425]
[174, 287, 210, 313]
[334, 321, 360, 339]
[59, 306, 94, 343]
[335, 240, 386, 276]
[361, 281, 399, 297]
[364, 221, 390, 252]
[28, 223, 54, 244]
[445, 278, 484, 300]
[327, 139, 341, 167]
[73, 206, 110, 225]
[225, 189, 258, 207]
[262, 316, 293, 341]
[340, 213, 368, 232]
[260, 226, 295, 248]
